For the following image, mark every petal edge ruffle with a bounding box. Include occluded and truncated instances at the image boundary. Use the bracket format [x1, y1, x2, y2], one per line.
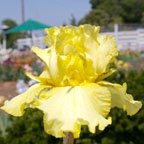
[1, 84, 50, 116]
[98, 81, 142, 116]
[37, 83, 111, 138]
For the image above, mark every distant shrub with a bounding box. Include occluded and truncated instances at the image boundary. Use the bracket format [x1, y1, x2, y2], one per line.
[4, 109, 62, 144]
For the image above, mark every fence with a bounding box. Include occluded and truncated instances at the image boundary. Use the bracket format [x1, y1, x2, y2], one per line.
[16, 24, 144, 51]
[103, 24, 144, 51]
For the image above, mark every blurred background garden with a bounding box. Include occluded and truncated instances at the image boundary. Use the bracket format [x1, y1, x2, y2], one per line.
[0, 0, 144, 144]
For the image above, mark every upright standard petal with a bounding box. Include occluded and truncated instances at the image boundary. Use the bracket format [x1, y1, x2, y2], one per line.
[37, 83, 111, 138]
[44, 27, 59, 47]
[32, 46, 51, 66]
[85, 35, 118, 75]
[1, 84, 50, 116]
[32, 46, 60, 85]
[98, 81, 142, 116]
[57, 54, 98, 86]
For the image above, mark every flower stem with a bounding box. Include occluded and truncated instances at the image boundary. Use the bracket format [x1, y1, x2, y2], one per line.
[63, 132, 74, 144]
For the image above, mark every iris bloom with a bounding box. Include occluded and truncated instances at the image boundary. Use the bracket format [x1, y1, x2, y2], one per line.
[1, 25, 142, 138]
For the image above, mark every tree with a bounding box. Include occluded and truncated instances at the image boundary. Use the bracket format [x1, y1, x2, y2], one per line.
[70, 14, 77, 26]
[120, 0, 144, 23]
[80, 0, 144, 26]
[2, 19, 17, 28]
[2, 19, 24, 49]
[89, 0, 101, 9]
[80, 9, 110, 26]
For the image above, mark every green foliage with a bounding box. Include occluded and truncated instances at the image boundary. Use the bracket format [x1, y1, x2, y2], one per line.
[4, 109, 62, 144]
[0, 65, 27, 82]
[80, 9, 109, 25]
[0, 130, 5, 144]
[2, 19, 24, 49]
[0, 112, 10, 135]
[80, 0, 144, 26]
[89, 0, 101, 9]
[120, 0, 144, 23]
[70, 14, 77, 26]
[2, 19, 17, 28]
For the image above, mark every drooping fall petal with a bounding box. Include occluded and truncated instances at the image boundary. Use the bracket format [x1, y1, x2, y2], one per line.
[37, 83, 111, 138]
[98, 81, 142, 116]
[1, 84, 50, 116]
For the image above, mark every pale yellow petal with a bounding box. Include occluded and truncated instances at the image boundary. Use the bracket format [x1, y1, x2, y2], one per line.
[97, 35, 118, 73]
[44, 27, 59, 47]
[37, 84, 111, 138]
[85, 35, 118, 75]
[54, 25, 100, 56]
[32, 46, 60, 85]
[32, 46, 51, 65]
[42, 25, 118, 80]
[80, 24, 100, 42]
[98, 81, 142, 116]
[32, 26, 118, 85]
[55, 26, 79, 54]
[96, 69, 116, 82]
[48, 49, 61, 85]
[32, 46, 98, 86]
[1, 84, 50, 116]
[57, 54, 97, 86]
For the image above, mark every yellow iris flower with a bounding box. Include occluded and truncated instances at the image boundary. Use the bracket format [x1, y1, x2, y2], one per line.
[1, 25, 142, 138]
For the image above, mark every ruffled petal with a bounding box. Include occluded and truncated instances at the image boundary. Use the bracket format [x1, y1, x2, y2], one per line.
[85, 35, 118, 75]
[57, 54, 98, 86]
[98, 81, 142, 116]
[32, 27, 118, 85]
[32, 46, 98, 86]
[44, 27, 59, 47]
[32, 46, 60, 85]
[96, 69, 116, 82]
[1, 84, 50, 116]
[32, 46, 51, 65]
[37, 83, 111, 138]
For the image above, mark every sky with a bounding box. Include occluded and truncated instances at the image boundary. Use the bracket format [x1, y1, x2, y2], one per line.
[0, 0, 91, 26]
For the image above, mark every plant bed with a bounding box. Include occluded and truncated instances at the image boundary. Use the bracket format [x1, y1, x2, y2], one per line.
[0, 81, 17, 100]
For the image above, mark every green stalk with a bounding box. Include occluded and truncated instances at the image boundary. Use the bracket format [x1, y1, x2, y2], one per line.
[63, 132, 74, 144]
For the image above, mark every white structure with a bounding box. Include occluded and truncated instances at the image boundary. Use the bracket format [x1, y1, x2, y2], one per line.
[16, 25, 144, 51]
[103, 24, 144, 51]
[17, 37, 46, 49]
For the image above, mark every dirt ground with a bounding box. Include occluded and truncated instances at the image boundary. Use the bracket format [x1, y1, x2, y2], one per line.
[0, 81, 17, 106]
